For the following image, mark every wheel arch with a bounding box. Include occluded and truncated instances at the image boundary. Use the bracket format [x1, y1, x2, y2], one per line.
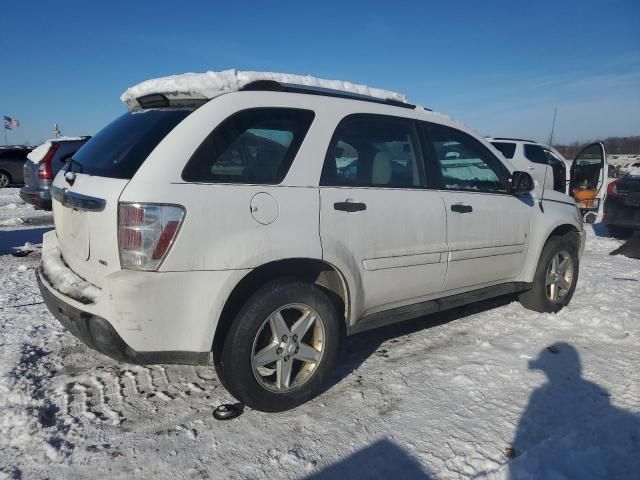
[521, 219, 582, 283]
[211, 257, 350, 363]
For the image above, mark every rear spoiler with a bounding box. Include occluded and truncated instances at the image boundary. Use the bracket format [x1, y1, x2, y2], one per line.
[124, 92, 210, 112]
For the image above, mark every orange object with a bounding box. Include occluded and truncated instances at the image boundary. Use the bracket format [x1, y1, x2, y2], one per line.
[572, 188, 597, 208]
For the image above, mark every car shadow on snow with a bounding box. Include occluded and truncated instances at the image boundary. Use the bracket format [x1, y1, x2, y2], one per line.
[507, 342, 640, 479]
[0, 226, 52, 255]
[304, 438, 433, 479]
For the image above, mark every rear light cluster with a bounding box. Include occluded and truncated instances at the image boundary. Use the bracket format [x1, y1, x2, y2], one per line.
[37, 143, 60, 180]
[118, 203, 185, 271]
[607, 179, 620, 197]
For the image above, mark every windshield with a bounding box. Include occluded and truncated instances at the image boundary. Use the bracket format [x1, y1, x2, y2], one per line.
[70, 109, 192, 179]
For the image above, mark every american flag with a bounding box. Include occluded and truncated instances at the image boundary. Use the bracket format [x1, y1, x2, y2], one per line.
[4, 116, 20, 130]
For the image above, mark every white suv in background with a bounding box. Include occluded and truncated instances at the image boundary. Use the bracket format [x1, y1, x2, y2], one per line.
[38, 70, 588, 412]
[488, 137, 607, 222]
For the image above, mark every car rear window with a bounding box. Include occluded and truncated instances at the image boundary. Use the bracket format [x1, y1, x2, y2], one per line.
[70, 109, 191, 179]
[182, 108, 315, 184]
[490, 141, 516, 159]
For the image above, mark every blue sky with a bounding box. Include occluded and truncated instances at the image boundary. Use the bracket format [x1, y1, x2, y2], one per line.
[2, 0, 638, 146]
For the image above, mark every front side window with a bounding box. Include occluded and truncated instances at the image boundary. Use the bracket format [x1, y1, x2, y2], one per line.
[182, 108, 314, 184]
[427, 124, 510, 193]
[321, 115, 424, 188]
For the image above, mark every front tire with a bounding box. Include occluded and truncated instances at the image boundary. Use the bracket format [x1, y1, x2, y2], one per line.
[519, 234, 579, 313]
[216, 279, 341, 412]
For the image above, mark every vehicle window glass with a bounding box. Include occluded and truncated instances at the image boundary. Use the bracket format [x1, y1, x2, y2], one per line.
[543, 149, 567, 192]
[72, 109, 189, 179]
[427, 124, 509, 192]
[321, 115, 424, 188]
[183, 108, 314, 184]
[571, 144, 603, 190]
[491, 142, 516, 159]
[524, 144, 549, 165]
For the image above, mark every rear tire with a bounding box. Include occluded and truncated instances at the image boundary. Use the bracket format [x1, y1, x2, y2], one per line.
[519, 234, 579, 313]
[0, 171, 11, 188]
[216, 279, 341, 412]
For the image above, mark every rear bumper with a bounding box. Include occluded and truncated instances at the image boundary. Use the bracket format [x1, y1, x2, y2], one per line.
[19, 187, 52, 210]
[37, 269, 209, 365]
[604, 199, 640, 230]
[38, 230, 248, 364]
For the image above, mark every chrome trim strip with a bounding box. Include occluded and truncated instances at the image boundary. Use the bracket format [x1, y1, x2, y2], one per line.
[51, 185, 106, 212]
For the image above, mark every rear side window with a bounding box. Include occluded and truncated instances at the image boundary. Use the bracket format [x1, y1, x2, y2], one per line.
[71, 109, 191, 179]
[426, 124, 510, 193]
[182, 108, 314, 184]
[524, 144, 549, 165]
[491, 142, 516, 159]
[321, 115, 424, 188]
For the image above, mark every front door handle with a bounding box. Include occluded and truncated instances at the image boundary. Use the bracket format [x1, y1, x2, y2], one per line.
[334, 201, 367, 212]
[450, 203, 473, 213]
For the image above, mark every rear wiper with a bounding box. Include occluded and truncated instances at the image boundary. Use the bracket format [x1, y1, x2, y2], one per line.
[66, 158, 84, 173]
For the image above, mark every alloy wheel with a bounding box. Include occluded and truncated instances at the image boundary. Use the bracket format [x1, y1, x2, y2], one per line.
[545, 250, 574, 302]
[251, 303, 326, 393]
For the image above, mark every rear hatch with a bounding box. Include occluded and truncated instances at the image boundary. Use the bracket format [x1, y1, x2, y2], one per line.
[23, 153, 41, 189]
[51, 108, 192, 287]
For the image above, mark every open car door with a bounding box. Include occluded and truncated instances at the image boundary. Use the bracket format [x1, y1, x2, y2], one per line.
[569, 142, 607, 218]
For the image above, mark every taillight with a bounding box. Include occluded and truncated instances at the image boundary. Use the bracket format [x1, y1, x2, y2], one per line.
[37, 143, 60, 179]
[118, 203, 185, 271]
[607, 179, 620, 197]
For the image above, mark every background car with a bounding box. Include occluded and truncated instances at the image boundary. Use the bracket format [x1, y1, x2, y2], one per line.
[0, 145, 32, 187]
[20, 136, 90, 209]
[605, 173, 640, 237]
[619, 161, 640, 177]
[488, 137, 607, 222]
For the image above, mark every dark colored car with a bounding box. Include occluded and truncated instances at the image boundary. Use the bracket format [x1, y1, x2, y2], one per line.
[20, 137, 90, 209]
[605, 174, 640, 237]
[0, 146, 33, 187]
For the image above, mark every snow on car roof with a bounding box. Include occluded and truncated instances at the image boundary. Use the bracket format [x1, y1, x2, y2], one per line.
[120, 69, 407, 110]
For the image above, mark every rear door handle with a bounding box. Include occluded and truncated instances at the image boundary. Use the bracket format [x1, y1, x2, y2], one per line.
[334, 201, 367, 212]
[450, 203, 473, 213]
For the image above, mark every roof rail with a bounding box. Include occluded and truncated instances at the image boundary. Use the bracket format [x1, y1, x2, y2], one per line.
[490, 137, 537, 143]
[241, 80, 416, 110]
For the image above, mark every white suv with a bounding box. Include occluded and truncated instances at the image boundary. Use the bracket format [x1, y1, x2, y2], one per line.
[38, 70, 588, 412]
[487, 137, 607, 222]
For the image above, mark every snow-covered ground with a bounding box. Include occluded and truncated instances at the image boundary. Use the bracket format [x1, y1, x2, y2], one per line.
[0, 188, 52, 230]
[1, 188, 639, 479]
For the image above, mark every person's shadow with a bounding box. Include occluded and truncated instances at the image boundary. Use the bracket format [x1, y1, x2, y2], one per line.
[509, 342, 640, 479]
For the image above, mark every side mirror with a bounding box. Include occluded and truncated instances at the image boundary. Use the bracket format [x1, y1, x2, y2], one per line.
[510, 171, 534, 194]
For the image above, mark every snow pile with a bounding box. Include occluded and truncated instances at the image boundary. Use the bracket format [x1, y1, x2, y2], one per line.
[0, 217, 26, 227]
[120, 69, 407, 107]
[26, 142, 52, 163]
[40, 247, 100, 304]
